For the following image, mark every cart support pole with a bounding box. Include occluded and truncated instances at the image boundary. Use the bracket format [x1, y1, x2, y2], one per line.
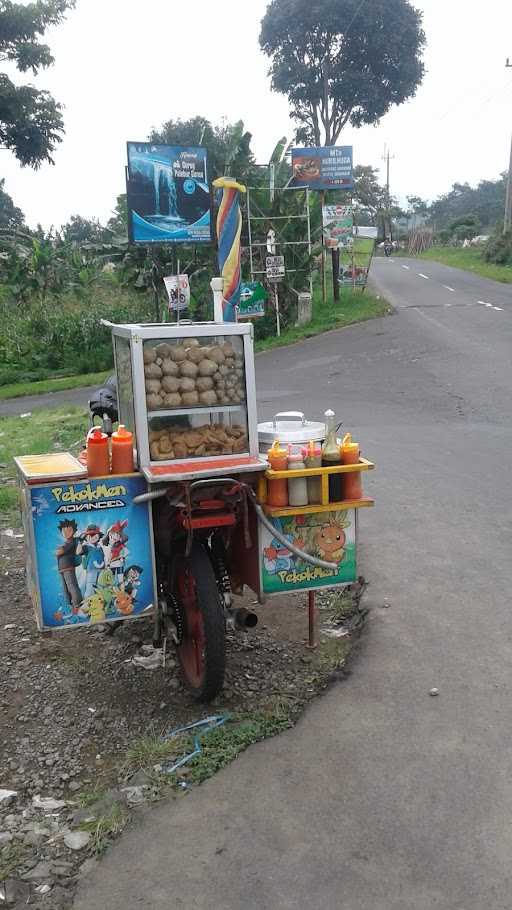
[308, 591, 316, 648]
[210, 277, 224, 323]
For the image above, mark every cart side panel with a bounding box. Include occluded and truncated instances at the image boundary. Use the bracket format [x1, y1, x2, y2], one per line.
[19, 476, 43, 629]
[260, 508, 357, 595]
[29, 474, 155, 630]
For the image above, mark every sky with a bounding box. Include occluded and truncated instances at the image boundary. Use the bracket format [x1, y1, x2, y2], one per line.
[2, 0, 512, 229]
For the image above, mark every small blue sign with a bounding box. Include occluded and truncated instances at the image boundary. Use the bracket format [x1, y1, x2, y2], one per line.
[291, 146, 353, 191]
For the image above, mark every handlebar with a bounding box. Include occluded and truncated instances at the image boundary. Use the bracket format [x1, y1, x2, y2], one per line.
[132, 477, 241, 505]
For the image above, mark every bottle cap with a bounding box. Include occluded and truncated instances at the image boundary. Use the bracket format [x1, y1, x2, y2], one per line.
[87, 427, 108, 445]
[113, 424, 132, 441]
[342, 432, 359, 453]
[268, 439, 287, 457]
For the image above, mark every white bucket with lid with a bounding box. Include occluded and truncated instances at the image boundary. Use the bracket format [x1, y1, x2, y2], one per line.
[257, 411, 325, 455]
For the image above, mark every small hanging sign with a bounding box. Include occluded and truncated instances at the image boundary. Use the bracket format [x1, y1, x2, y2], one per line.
[163, 274, 190, 311]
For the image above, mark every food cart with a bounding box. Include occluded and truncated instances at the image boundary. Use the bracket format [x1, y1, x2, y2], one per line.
[16, 320, 375, 702]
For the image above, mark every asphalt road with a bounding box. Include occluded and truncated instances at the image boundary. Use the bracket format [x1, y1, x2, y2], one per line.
[0, 385, 97, 417]
[67, 258, 512, 908]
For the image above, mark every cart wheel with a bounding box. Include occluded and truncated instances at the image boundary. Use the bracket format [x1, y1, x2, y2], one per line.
[174, 543, 226, 702]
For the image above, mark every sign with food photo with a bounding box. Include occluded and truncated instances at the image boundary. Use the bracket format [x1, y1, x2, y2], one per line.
[291, 146, 353, 191]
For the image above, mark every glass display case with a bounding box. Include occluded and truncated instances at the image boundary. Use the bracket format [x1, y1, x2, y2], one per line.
[109, 322, 260, 481]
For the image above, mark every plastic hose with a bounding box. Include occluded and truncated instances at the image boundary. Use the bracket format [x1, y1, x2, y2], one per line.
[251, 500, 338, 572]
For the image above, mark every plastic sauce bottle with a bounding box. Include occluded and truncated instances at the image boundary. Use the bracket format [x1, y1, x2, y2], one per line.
[86, 427, 110, 477]
[321, 409, 343, 501]
[341, 433, 362, 500]
[267, 440, 289, 507]
[302, 441, 322, 504]
[287, 448, 309, 507]
[111, 425, 134, 475]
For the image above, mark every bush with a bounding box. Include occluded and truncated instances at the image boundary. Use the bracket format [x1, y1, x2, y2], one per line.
[0, 284, 154, 378]
[484, 230, 512, 265]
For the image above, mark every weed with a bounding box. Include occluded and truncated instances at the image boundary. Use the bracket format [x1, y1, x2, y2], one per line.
[0, 842, 28, 882]
[187, 709, 294, 786]
[316, 637, 352, 672]
[123, 732, 191, 774]
[80, 803, 130, 856]
[327, 591, 357, 624]
[77, 783, 107, 808]
[0, 485, 19, 524]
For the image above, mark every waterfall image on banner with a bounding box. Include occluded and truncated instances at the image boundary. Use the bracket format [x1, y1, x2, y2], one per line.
[126, 143, 211, 244]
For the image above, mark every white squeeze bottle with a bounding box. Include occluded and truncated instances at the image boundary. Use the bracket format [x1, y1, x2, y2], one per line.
[287, 446, 309, 507]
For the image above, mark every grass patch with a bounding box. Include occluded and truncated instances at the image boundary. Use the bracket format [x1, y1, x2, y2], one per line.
[0, 406, 88, 521]
[187, 706, 294, 786]
[79, 802, 130, 856]
[0, 486, 19, 526]
[0, 842, 28, 882]
[417, 247, 512, 283]
[0, 371, 110, 401]
[123, 733, 190, 773]
[255, 285, 389, 354]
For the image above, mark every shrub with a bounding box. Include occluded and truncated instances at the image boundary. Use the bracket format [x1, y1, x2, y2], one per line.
[484, 230, 512, 265]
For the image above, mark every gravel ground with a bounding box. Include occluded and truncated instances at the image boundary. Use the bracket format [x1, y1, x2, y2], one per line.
[0, 529, 366, 909]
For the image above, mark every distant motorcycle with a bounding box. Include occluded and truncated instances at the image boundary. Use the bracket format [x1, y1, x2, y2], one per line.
[384, 241, 393, 258]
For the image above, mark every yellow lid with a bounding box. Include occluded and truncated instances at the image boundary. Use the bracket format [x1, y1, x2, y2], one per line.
[341, 432, 359, 453]
[268, 439, 287, 458]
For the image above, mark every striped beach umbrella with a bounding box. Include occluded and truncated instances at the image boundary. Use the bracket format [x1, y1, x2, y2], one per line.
[213, 177, 246, 322]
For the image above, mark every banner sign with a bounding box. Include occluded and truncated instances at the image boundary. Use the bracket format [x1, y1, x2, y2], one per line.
[163, 274, 190, 311]
[323, 205, 353, 250]
[25, 475, 155, 630]
[262, 511, 357, 594]
[291, 146, 353, 190]
[266, 255, 285, 281]
[127, 143, 211, 244]
[339, 237, 375, 289]
[238, 282, 267, 319]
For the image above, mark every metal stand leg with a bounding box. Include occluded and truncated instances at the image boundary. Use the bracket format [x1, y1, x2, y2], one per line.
[307, 590, 317, 649]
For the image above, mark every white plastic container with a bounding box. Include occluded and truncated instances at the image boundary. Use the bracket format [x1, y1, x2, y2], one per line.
[287, 449, 309, 507]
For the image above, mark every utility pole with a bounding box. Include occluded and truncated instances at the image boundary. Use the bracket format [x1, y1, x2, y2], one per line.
[505, 58, 512, 234]
[381, 145, 395, 240]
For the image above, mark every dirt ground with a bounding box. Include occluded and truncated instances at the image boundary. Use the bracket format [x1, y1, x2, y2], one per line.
[0, 528, 365, 908]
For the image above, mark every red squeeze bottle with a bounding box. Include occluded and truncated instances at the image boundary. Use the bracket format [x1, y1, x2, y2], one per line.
[267, 440, 289, 507]
[86, 427, 110, 477]
[111, 425, 134, 475]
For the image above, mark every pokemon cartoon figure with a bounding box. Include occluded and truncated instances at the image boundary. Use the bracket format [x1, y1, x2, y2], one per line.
[56, 519, 83, 612]
[81, 524, 105, 598]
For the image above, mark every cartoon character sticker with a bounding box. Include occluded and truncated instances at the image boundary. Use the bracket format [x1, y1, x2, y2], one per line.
[80, 524, 105, 598]
[55, 519, 83, 613]
[28, 475, 155, 629]
[313, 514, 351, 564]
[262, 511, 356, 594]
[102, 520, 128, 583]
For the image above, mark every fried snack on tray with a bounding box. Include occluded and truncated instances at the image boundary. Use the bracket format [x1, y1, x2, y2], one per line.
[149, 423, 248, 461]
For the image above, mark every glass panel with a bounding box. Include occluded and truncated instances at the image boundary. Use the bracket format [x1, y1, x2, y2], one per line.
[114, 335, 135, 434]
[143, 335, 249, 461]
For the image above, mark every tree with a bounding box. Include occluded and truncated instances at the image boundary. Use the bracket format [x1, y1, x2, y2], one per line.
[352, 165, 386, 223]
[260, 0, 426, 146]
[107, 194, 128, 237]
[62, 215, 108, 244]
[149, 116, 257, 184]
[0, 0, 75, 167]
[429, 177, 506, 231]
[0, 178, 24, 228]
